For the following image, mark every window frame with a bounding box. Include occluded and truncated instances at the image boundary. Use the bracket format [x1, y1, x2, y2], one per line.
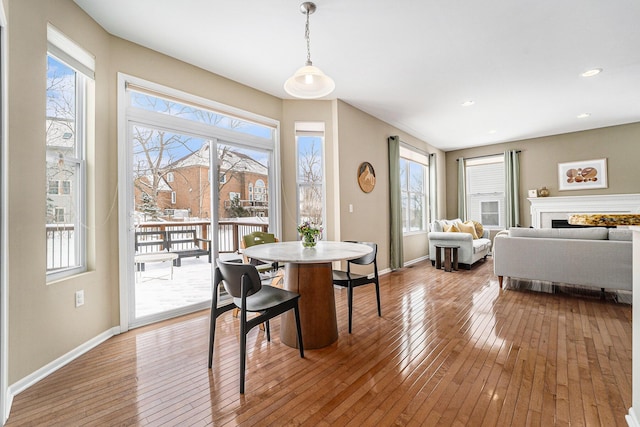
[464, 155, 505, 230]
[399, 145, 429, 234]
[46, 26, 93, 281]
[295, 123, 326, 231]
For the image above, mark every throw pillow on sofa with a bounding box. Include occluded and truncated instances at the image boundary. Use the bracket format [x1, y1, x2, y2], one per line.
[459, 221, 479, 239]
[470, 220, 484, 239]
[444, 223, 460, 233]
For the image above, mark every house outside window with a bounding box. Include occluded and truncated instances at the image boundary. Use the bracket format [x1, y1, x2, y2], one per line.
[465, 155, 505, 228]
[399, 146, 429, 233]
[46, 25, 94, 279]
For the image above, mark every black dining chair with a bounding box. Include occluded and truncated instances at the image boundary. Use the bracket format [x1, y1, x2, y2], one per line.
[332, 241, 381, 333]
[208, 259, 304, 393]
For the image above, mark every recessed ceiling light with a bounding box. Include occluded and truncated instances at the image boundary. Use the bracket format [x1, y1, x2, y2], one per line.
[577, 113, 591, 119]
[581, 68, 602, 77]
[461, 100, 475, 107]
[488, 130, 497, 134]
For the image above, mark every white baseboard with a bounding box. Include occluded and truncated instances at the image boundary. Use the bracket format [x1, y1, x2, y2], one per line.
[404, 255, 430, 267]
[627, 407, 640, 427]
[6, 326, 120, 419]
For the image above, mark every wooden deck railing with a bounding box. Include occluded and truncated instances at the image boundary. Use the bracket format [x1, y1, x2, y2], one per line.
[47, 220, 270, 271]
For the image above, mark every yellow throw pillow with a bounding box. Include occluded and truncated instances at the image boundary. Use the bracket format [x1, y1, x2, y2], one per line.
[471, 220, 484, 238]
[459, 221, 479, 239]
[443, 223, 460, 233]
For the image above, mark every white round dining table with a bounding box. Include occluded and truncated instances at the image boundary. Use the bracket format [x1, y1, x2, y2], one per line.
[243, 241, 372, 349]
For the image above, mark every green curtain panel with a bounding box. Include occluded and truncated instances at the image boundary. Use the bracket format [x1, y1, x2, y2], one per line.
[457, 158, 467, 221]
[388, 136, 403, 270]
[429, 153, 437, 223]
[504, 150, 521, 228]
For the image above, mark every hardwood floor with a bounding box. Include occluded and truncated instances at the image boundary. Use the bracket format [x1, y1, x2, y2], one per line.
[5, 259, 631, 426]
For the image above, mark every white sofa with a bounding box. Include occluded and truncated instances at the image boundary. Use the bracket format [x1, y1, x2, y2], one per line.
[493, 227, 632, 291]
[428, 219, 492, 269]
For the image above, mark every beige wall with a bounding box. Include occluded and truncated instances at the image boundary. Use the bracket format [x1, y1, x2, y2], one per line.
[334, 101, 446, 266]
[7, 0, 284, 384]
[280, 100, 337, 242]
[445, 122, 640, 227]
[7, 0, 115, 383]
[6, 0, 440, 386]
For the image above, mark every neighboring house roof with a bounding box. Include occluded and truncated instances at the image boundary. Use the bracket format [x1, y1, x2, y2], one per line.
[137, 174, 172, 192]
[165, 142, 267, 176]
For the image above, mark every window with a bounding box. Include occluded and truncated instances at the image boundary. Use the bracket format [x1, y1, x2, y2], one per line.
[48, 180, 71, 195]
[46, 25, 94, 279]
[171, 191, 176, 204]
[296, 123, 325, 228]
[465, 155, 505, 228]
[166, 172, 174, 182]
[48, 180, 60, 195]
[254, 179, 266, 202]
[61, 180, 71, 195]
[480, 201, 500, 226]
[54, 207, 65, 223]
[399, 146, 429, 233]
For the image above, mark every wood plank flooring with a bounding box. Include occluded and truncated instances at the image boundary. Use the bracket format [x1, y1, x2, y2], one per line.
[5, 258, 632, 426]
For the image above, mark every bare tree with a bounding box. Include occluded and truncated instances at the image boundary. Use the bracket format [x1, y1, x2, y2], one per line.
[131, 94, 250, 219]
[297, 138, 323, 225]
[46, 60, 76, 224]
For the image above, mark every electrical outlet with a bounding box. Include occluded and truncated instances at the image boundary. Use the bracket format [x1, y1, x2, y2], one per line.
[75, 290, 84, 307]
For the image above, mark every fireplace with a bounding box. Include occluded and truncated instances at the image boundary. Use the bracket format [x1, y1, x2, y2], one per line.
[528, 194, 640, 228]
[551, 219, 586, 228]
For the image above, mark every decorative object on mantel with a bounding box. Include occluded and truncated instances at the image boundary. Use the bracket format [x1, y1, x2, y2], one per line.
[297, 221, 322, 248]
[538, 187, 550, 197]
[568, 214, 640, 226]
[528, 189, 538, 198]
[558, 158, 608, 191]
[357, 162, 376, 193]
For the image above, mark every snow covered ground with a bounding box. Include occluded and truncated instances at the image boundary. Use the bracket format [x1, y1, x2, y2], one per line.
[135, 255, 224, 317]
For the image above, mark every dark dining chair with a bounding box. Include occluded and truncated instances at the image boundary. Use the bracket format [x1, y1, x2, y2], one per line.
[331, 242, 380, 333]
[208, 259, 304, 393]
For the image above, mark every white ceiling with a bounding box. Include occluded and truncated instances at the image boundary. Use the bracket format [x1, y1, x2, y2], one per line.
[73, 0, 640, 151]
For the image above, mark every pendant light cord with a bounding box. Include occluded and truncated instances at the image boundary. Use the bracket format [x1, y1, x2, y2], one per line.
[305, 9, 312, 66]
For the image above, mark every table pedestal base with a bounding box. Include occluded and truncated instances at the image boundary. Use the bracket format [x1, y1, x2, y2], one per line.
[280, 262, 338, 349]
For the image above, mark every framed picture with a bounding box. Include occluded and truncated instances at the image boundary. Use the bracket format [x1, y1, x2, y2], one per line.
[558, 158, 608, 191]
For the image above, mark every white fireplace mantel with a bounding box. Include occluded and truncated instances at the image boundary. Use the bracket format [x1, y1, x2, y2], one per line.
[528, 193, 640, 228]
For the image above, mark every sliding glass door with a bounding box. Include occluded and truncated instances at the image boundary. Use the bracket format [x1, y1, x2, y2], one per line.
[119, 76, 279, 328]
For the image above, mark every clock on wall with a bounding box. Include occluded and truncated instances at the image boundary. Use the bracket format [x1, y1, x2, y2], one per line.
[357, 162, 376, 193]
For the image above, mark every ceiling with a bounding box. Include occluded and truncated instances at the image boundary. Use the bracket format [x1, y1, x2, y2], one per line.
[73, 0, 640, 151]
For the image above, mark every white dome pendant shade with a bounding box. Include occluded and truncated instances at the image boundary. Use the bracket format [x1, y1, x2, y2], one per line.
[284, 63, 335, 99]
[284, 2, 335, 99]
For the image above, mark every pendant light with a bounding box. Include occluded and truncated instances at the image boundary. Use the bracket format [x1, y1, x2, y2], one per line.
[284, 2, 335, 99]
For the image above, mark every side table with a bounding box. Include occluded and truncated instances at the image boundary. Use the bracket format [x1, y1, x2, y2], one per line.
[435, 244, 459, 272]
[134, 252, 179, 281]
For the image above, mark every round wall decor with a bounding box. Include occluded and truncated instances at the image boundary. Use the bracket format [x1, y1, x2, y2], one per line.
[357, 162, 376, 193]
